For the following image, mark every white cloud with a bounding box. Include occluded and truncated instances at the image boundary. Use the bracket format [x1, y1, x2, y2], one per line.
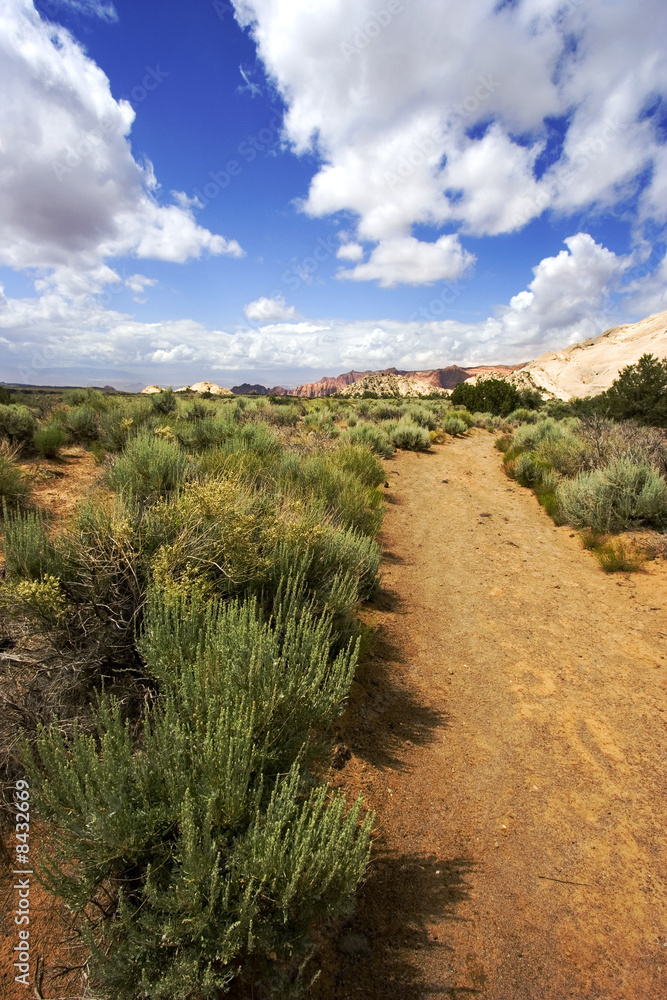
[3, 232, 653, 385]
[0, 1, 242, 292]
[337, 235, 474, 288]
[244, 295, 299, 321]
[125, 273, 158, 303]
[54, 0, 118, 20]
[336, 242, 364, 262]
[233, 0, 667, 255]
[499, 233, 630, 349]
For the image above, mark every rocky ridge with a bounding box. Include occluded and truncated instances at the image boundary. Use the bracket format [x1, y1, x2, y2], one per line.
[339, 372, 449, 397]
[524, 308, 667, 399]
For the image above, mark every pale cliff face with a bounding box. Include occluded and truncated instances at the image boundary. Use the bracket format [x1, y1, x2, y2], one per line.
[524, 310, 667, 400]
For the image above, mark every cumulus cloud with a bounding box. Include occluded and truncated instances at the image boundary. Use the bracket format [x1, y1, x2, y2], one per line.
[244, 295, 299, 321]
[233, 0, 667, 259]
[499, 234, 630, 349]
[46, 0, 118, 20]
[125, 273, 158, 303]
[337, 235, 474, 287]
[0, 1, 241, 292]
[336, 242, 364, 262]
[1, 232, 651, 384]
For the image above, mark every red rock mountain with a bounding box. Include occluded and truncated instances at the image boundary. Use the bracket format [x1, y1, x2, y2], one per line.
[286, 363, 526, 397]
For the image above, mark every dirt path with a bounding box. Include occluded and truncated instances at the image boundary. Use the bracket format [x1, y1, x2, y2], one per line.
[317, 431, 667, 1000]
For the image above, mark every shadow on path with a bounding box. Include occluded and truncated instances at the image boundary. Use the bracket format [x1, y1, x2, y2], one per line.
[314, 852, 479, 1000]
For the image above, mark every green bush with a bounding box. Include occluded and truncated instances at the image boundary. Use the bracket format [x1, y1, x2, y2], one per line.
[24, 582, 372, 999]
[65, 405, 99, 442]
[329, 444, 386, 489]
[556, 458, 667, 532]
[450, 377, 523, 415]
[599, 353, 667, 427]
[442, 416, 468, 436]
[106, 433, 192, 503]
[390, 420, 431, 451]
[151, 387, 178, 415]
[0, 404, 38, 445]
[342, 422, 394, 459]
[0, 457, 31, 512]
[33, 423, 68, 458]
[508, 452, 558, 491]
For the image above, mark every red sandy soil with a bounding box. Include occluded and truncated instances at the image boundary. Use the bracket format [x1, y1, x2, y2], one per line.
[314, 430, 667, 1000]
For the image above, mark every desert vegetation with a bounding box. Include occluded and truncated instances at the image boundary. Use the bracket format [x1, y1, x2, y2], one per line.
[0, 385, 482, 998]
[490, 357, 667, 570]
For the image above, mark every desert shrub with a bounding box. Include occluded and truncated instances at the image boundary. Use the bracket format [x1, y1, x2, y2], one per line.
[0, 404, 38, 445]
[33, 423, 68, 458]
[0, 387, 11, 405]
[224, 421, 283, 462]
[329, 444, 386, 488]
[390, 420, 431, 451]
[176, 412, 237, 452]
[598, 353, 667, 427]
[537, 433, 592, 477]
[450, 377, 523, 415]
[151, 387, 178, 415]
[23, 585, 372, 1000]
[556, 458, 667, 532]
[593, 538, 645, 573]
[370, 402, 405, 421]
[2, 507, 62, 580]
[442, 416, 468, 436]
[577, 415, 667, 474]
[276, 452, 384, 537]
[141, 581, 359, 771]
[263, 402, 301, 427]
[342, 422, 394, 459]
[405, 405, 438, 430]
[495, 435, 513, 452]
[269, 525, 381, 613]
[0, 457, 31, 512]
[106, 433, 192, 503]
[65, 405, 99, 442]
[506, 452, 556, 490]
[185, 400, 215, 422]
[506, 407, 539, 424]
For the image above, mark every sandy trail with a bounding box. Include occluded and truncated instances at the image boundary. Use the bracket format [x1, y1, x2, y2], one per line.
[317, 431, 667, 1000]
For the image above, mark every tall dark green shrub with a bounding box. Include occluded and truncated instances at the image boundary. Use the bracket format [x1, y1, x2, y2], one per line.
[599, 353, 667, 427]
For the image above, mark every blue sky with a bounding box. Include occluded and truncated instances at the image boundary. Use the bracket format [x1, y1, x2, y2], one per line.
[0, 0, 666, 389]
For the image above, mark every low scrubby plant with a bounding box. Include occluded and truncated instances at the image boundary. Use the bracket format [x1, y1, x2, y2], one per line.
[65, 404, 100, 442]
[150, 387, 178, 415]
[33, 423, 68, 458]
[0, 404, 38, 445]
[390, 419, 431, 451]
[0, 456, 31, 511]
[442, 416, 468, 437]
[106, 433, 193, 503]
[23, 584, 372, 1000]
[342, 422, 394, 458]
[556, 458, 667, 532]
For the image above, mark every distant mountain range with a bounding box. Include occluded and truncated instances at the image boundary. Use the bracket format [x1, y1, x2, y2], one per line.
[232, 364, 525, 398]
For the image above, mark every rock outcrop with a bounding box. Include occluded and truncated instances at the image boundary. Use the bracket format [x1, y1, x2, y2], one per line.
[339, 372, 449, 397]
[524, 309, 667, 400]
